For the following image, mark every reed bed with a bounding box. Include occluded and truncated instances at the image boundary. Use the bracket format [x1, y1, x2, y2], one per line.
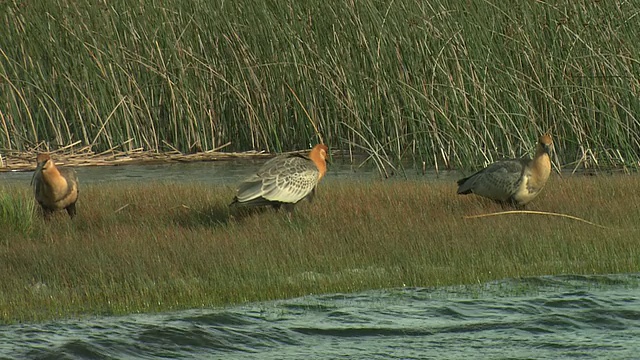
[0, 175, 639, 323]
[1, 0, 640, 170]
[0, 143, 268, 172]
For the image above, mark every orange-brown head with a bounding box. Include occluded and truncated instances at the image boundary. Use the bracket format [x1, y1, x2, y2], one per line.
[32, 153, 55, 185]
[309, 143, 329, 180]
[537, 134, 553, 155]
[36, 153, 53, 170]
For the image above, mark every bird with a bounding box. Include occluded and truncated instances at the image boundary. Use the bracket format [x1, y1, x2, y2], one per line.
[230, 143, 329, 215]
[456, 134, 553, 208]
[31, 153, 79, 219]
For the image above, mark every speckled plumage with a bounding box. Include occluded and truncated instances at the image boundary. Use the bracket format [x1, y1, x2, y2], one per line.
[32, 153, 79, 219]
[231, 144, 329, 212]
[457, 134, 553, 207]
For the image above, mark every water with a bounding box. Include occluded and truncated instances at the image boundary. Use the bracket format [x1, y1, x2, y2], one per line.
[0, 160, 459, 185]
[1, 274, 638, 359]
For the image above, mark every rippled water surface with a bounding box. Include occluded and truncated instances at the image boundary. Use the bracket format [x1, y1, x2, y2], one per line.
[2, 274, 639, 359]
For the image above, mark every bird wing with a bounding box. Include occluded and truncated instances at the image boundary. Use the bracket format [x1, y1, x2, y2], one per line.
[59, 167, 79, 195]
[458, 159, 527, 201]
[235, 154, 319, 204]
[58, 167, 78, 184]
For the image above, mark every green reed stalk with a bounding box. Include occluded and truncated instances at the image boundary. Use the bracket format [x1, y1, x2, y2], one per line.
[1, 0, 639, 170]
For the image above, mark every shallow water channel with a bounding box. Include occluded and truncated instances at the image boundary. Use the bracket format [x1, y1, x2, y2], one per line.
[1, 274, 639, 359]
[0, 158, 457, 185]
[2, 162, 638, 358]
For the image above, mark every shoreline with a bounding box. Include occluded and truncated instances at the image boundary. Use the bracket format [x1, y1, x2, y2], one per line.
[1, 148, 634, 177]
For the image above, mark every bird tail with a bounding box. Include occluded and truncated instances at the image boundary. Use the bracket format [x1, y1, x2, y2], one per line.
[456, 176, 474, 194]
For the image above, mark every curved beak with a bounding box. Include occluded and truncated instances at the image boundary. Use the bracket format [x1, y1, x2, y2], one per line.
[31, 162, 44, 185]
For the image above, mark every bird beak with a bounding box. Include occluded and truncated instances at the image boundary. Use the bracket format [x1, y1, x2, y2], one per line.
[31, 161, 44, 185]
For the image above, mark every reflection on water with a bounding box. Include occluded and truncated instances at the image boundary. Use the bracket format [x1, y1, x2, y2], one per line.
[0, 274, 638, 359]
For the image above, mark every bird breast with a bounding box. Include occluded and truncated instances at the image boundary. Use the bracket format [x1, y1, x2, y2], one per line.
[36, 170, 78, 208]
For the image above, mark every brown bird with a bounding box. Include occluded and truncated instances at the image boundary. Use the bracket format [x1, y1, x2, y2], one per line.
[230, 144, 329, 214]
[32, 153, 79, 219]
[456, 134, 553, 207]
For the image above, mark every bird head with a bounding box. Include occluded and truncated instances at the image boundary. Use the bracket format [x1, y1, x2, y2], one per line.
[36, 153, 53, 170]
[313, 144, 329, 161]
[32, 153, 53, 185]
[538, 134, 553, 155]
[310, 144, 329, 179]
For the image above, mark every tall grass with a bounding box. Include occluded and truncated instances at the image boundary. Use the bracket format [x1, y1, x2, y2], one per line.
[1, 0, 639, 169]
[0, 186, 35, 239]
[0, 175, 639, 323]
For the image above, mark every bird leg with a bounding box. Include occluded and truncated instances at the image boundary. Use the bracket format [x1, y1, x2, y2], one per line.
[66, 203, 77, 219]
[282, 203, 296, 221]
[42, 208, 54, 221]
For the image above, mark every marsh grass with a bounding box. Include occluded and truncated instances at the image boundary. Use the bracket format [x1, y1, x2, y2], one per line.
[0, 186, 35, 239]
[1, 0, 640, 169]
[1, 175, 639, 323]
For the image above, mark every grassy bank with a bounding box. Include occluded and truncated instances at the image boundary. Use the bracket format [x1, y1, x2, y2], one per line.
[1, 0, 640, 169]
[1, 175, 639, 323]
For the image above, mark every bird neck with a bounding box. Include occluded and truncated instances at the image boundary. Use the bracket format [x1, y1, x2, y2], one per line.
[531, 147, 551, 181]
[309, 151, 327, 180]
[42, 165, 68, 191]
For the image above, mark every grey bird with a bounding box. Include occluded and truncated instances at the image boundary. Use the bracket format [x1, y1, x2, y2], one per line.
[457, 134, 553, 207]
